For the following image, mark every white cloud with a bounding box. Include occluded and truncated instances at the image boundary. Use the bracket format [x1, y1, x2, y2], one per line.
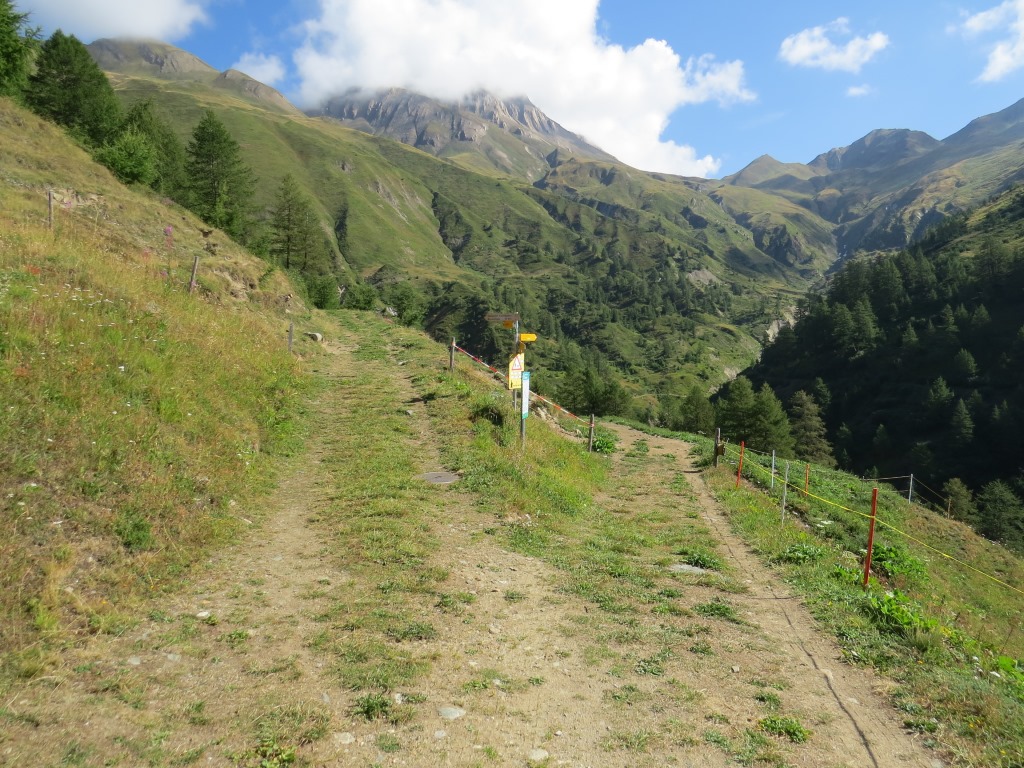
[20, 0, 207, 41]
[231, 52, 286, 86]
[779, 17, 889, 73]
[959, 0, 1024, 82]
[292, 0, 754, 176]
[846, 84, 872, 97]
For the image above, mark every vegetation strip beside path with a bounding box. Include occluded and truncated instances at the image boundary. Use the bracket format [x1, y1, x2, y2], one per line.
[2, 316, 937, 768]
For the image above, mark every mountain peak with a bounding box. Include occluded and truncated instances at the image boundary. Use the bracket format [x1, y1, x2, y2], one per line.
[87, 38, 217, 80]
[312, 87, 614, 179]
[808, 128, 938, 173]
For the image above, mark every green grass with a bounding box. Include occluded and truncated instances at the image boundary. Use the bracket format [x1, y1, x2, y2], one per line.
[705, 461, 1024, 767]
[0, 100, 311, 680]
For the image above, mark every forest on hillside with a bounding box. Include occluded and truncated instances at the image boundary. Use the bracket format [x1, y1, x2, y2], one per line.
[748, 188, 1024, 552]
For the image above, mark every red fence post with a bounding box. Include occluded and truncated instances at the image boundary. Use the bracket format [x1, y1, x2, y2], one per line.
[736, 441, 745, 489]
[863, 487, 878, 589]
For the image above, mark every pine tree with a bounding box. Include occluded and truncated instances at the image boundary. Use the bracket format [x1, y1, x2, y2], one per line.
[25, 30, 120, 146]
[0, 0, 37, 99]
[270, 173, 320, 270]
[716, 376, 756, 444]
[950, 399, 974, 443]
[747, 383, 794, 455]
[120, 100, 186, 199]
[678, 384, 715, 435]
[95, 127, 157, 185]
[184, 110, 256, 240]
[788, 391, 835, 467]
[941, 478, 977, 525]
[977, 480, 1024, 548]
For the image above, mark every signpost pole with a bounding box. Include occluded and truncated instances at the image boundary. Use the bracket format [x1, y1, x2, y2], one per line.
[521, 371, 530, 449]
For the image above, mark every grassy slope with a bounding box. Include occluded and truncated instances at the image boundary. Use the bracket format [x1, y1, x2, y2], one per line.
[0, 98, 312, 671]
[106, 71, 840, 395]
[699, 439, 1024, 767]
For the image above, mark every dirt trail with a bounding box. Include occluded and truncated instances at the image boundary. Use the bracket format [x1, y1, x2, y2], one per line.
[1, 333, 941, 768]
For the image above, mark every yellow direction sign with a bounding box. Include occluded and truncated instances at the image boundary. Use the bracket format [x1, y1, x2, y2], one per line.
[519, 333, 537, 342]
[508, 353, 525, 390]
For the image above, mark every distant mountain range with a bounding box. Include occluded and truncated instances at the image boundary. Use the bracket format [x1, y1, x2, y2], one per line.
[84, 37, 1024, 394]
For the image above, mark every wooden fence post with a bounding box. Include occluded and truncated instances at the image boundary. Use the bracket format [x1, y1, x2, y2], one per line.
[588, 414, 596, 452]
[735, 441, 745, 489]
[449, 337, 456, 371]
[804, 463, 810, 496]
[771, 450, 776, 490]
[780, 462, 790, 523]
[863, 487, 879, 588]
[188, 254, 200, 293]
[713, 428, 721, 468]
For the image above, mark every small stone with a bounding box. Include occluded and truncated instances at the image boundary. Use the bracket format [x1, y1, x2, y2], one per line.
[555, 730, 563, 737]
[165, 653, 181, 662]
[334, 732, 355, 745]
[731, 665, 741, 673]
[434, 730, 447, 740]
[488, 624, 501, 635]
[127, 656, 141, 666]
[528, 748, 549, 762]
[438, 706, 466, 721]
[394, 693, 405, 703]
[195, 610, 211, 619]
[322, 693, 331, 704]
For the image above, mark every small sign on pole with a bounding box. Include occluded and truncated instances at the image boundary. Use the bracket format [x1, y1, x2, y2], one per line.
[485, 312, 520, 324]
[508, 353, 524, 390]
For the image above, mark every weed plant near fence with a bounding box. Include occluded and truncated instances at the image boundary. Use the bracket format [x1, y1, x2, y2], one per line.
[707, 444, 1024, 767]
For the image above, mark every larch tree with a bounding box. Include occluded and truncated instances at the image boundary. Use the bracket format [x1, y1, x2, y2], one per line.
[788, 391, 835, 467]
[0, 0, 37, 100]
[270, 173, 320, 271]
[25, 30, 120, 146]
[184, 110, 256, 241]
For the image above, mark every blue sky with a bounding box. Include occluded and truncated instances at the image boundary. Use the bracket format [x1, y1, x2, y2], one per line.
[17, 0, 1024, 177]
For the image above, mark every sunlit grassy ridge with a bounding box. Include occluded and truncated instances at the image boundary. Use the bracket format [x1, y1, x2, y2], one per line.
[0, 97, 312, 673]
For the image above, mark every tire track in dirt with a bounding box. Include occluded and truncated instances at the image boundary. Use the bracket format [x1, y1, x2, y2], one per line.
[603, 421, 944, 768]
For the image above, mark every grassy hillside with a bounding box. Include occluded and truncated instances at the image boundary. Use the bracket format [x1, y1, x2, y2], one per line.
[0, 97, 312, 670]
[101, 66, 837, 401]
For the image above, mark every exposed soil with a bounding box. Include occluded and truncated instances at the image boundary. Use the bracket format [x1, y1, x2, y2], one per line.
[1, 332, 942, 768]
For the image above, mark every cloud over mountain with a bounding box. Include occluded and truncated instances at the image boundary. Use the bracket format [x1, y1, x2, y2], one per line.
[23, 0, 207, 41]
[289, 0, 753, 176]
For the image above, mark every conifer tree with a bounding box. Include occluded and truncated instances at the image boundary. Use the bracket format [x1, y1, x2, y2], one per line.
[95, 127, 157, 185]
[747, 383, 794, 455]
[716, 376, 756, 445]
[788, 391, 835, 467]
[270, 173, 320, 270]
[950, 399, 974, 443]
[942, 478, 977, 525]
[679, 384, 716, 436]
[25, 30, 120, 146]
[184, 110, 256, 240]
[0, 0, 37, 99]
[120, 100, 186, 199]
